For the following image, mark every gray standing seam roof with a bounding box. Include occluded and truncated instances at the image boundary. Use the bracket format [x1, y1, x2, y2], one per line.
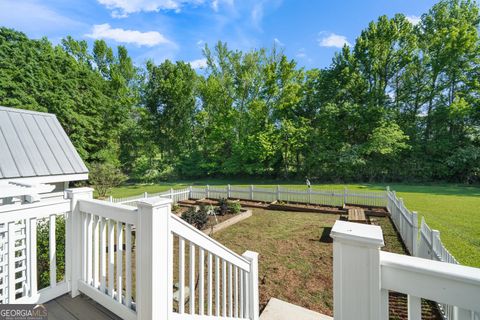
[0, 106, 89, 179]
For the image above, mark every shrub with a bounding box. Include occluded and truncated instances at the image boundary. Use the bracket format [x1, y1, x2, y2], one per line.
[37, 216, 65, 289]
[89, 162, 127, 198]
[172, 203, 180, 212]
[227, 201, 241, 214]
[217, 198, 229, 215]
[181, 206, 208, 230]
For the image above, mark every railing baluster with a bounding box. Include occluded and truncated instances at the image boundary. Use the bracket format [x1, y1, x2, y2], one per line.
[179, 237, 185, 314]
[189, 242, 195, 314]
[244, 270, 250, 318]
[199, 247, 204, 315]
[116, 222, 123, 303]
[99, 217, 106, 293]
[240, 270, 244, 318]
[29, 218, 37, 298]
[207, 252, 213, 315]
[235, 266, 239, 318]
[222, 259, 227, 317]
[228, 262, 233, 317]
[408, 295, 421, 320]
[7, 221, 15, 302]
[93, 216, 99, 288]
[82, 212, 87, 282]
[125, 223, 132, 308]
[49, 214, 57, 287]
[87, 213, 93, 286]
[215, 256, 220, 316]
[108, 219, 114, 298]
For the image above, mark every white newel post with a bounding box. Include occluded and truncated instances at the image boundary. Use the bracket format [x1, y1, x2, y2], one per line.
[412, 211, 419, 257]
[137, 197, 173, 320]
[65, 187, 94, 297]
[330, 220, 387, 320]
[242, 251, 259, 320]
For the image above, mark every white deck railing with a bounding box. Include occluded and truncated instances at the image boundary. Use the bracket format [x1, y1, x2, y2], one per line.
[0, 188, 259, 320]
[331, 220, 480, 320]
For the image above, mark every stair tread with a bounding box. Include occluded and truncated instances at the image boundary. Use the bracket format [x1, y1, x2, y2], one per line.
[260, 298, 333, 320]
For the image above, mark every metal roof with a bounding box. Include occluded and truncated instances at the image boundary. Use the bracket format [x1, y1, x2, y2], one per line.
[0, 106, 88, 180]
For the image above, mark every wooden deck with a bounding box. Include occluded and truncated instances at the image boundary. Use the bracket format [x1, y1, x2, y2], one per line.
[45, 294, 122, 320]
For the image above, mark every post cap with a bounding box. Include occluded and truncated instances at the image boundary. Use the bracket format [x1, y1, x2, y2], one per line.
[137, 196, 172, 208]
[330, 220, 384, 248]
[65, 187, 94, 198]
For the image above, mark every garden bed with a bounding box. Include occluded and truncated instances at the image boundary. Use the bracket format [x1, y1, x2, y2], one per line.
[186, 198, 389, 218]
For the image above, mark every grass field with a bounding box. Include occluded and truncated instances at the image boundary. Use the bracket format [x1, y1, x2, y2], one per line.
[108, 180, 480, 267]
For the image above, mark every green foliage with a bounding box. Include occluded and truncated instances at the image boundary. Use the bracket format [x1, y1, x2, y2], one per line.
[181, 206, 209, 230]
[89, 162, 127, 198]
[217, 198, 229, 215]
[1, 0, 479, 183]
[227, 201, 242, 214]
[37, 217, 66, 289]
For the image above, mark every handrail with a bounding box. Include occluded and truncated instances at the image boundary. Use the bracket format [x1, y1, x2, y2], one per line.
[380, 251, 480, 312]
[78, 199, 138, 225]
[170, 214, 251, 272]
[0, 198, 70, 221]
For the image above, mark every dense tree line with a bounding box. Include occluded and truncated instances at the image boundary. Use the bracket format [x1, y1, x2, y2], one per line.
[0, 0, 479, 183]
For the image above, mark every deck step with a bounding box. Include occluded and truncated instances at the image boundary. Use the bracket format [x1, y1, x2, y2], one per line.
[260, 298, 333, 320]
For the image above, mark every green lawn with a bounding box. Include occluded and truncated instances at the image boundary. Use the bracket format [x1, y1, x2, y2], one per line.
[109, 180, 480, 267]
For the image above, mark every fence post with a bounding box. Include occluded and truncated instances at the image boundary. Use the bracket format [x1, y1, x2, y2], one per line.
[343, 187, 347, 207]
[206, 185, 210, 199]
[65, 187, 94, 297]
[227, 184, 231, 199]
[431, 229, 440, 260]
[330, 220, 386, 320]
[412, 211, 419, 257]
[136, 197, 173, 320]
[170, 188, 174, 200]
[144, 192, 148, 199]
[189, 186, 193, 199]
[276, 185, 280, 201]
[250, 185, 254, 200]
[108, 195, 113, 203]
[243, 251, 259, 320]
[308, 187, 312, 204]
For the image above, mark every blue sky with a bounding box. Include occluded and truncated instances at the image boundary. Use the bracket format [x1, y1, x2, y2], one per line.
[0, 0, 438, 69]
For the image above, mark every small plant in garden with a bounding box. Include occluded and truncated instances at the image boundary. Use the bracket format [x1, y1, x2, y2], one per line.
[172, 203, 180, 212]
[217, 198, 229, 215]
[181, 206, 208, 230]
[227, 201, 241, 214]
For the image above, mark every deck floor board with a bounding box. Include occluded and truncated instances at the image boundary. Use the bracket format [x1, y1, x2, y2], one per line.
[45, 294, 122, 320]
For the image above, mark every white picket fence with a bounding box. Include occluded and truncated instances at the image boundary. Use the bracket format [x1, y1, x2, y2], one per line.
[111, 185, 388, 208]
[110, 188, 190, 207]
[0, 188, 260, 320]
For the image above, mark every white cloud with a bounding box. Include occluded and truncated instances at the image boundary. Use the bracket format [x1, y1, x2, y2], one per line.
[317, 32, 350, 48]
[274, 38, 284, 46]
[189, 58, 208, 69]
[98, 0, 205, 17]
[251, 3, 264, 29]
[406, 15, 421, 25]
[85, 24, 172, 47]
[296, 48, 307, 59]
[211, 0, 234, 12]
[0, 0, 85, 37]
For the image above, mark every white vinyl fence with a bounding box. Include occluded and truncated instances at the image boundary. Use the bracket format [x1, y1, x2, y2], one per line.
[110, 185, 388, 209]
[191, 185, 387, 208]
